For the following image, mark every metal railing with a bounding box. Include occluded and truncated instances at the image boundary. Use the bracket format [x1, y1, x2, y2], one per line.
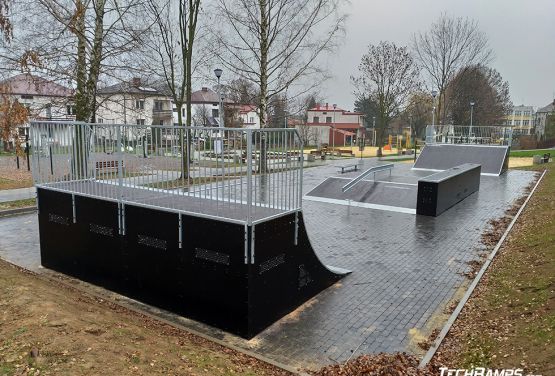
[30, 121, 304, 225]
[342, 164, 394, 193]
[425, 125, 513, 146]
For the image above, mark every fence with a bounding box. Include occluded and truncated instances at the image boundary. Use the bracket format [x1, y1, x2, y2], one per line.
[425, 125, 513, 146]
[30, 121, 304, 225]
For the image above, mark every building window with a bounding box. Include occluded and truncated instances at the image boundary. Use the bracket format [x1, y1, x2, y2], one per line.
[514, 111, 521, 116]
[326, 116, 332, 123]
[66, 105, 76, 115]
[249, 117, 254, 123]
[21, 94, 33, 100]
[182, 108, 186, 117]
[154, 101, 163, 111]
[135, 100, 145, 110]
[313, 116, 319, 123]
[97, 118, 104, 124]
[212, 109, 219, 118]
[514, 120, 521, 126]
[524, 111, 531, 116]
[523, 120, 529, 126]
[136, 119, 145, 125]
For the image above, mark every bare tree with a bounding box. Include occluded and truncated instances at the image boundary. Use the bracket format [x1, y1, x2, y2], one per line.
[446, 65, 511, 126]
[412, 14, 493, 124]
[0, 0, 12, 42]
[352, 41, 420, 155]
[214, 0, 345, 128]
[1, 0, 147, 123]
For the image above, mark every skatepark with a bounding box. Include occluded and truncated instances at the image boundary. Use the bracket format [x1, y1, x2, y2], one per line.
[0, 121, 539, 369]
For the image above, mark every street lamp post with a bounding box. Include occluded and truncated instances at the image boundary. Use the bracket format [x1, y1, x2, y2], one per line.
[214, 68, 223, 127]
[431, 90, 438, 127]
[332, 103, 337, 154]
[469, 101, 475, 140]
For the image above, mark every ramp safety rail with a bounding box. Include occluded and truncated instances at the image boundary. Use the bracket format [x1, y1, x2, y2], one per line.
[342, 164, 394, 193]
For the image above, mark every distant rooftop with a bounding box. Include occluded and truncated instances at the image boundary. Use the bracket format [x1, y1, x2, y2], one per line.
[308, 103, 363, 115]
[0, 74, 73, 97]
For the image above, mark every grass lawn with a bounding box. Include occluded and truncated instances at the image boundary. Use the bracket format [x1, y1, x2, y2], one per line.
[0, 259, 289, 375]
[0, 198, 36, 211]
[0, 177, 34, 190]
[509, 148, 554, 158]
[436, 161, 554, 374]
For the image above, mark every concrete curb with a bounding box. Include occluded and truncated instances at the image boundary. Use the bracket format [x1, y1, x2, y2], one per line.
[0, 206, 37, 217]
[419, 169, 547, 367]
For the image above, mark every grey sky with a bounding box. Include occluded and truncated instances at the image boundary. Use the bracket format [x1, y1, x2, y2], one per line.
[324, 0, 555, 110]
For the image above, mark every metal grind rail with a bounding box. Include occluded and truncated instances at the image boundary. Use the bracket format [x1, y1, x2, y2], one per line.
[30, 121, 304, 225]
[341, 164, 394, 193]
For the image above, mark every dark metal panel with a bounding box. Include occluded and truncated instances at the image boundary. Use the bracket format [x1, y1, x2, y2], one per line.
[417, 164, 481, 216]
[248, 212, 348, 337]
[37, 188, 78, 273]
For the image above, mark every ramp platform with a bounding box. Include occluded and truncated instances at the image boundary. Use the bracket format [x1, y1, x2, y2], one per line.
[37, 188, 349, 339]
[413, 144, 509, 175]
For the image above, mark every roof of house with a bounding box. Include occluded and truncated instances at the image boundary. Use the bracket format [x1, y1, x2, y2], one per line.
[308, 103, 363, 116]
[305, 122, 363, 129]
[97, 78, 170, 96]
[238, 104, 257, 114]
[537, 100, 555, 113]
[0, 74, 73, 97]
[191, 87, 234, 104]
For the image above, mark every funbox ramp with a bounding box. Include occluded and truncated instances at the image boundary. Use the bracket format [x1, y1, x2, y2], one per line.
[413, 144, 509, 175]
[37, 188, 349, 339]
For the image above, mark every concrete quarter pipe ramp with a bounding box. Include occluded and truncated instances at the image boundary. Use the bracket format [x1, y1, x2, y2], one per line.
[413, 144, 509, 175]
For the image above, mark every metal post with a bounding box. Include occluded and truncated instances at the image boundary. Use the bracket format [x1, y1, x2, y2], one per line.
[25, 134, 30, 171]
[246, 129, 253, 225]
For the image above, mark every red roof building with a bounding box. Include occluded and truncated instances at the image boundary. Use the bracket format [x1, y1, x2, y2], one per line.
[305, 103, 364, 145]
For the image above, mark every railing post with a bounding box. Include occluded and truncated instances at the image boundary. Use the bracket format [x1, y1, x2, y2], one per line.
[246, 129, 253, 225]
[116, 124, 123, 201]
[298, 136, 304, 210]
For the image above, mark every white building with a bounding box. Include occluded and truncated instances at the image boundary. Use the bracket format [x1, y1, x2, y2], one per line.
[303, 103, 364, 146]
[535, 100, 555, 139]
[237, 104, 260, 129]
[0, 73, 75, 147]
[504, 105, 535, 135]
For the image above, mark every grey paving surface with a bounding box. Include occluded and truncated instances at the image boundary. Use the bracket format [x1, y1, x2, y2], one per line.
[0, 187, 36, 203]
[0, 158, 538, 370]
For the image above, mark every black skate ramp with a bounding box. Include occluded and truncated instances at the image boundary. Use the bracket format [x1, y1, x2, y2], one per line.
[413, 144, 509, 175]
[36, 187, 349, 339]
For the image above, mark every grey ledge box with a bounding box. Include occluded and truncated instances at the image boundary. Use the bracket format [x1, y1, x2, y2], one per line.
[416, 163, 481, 217]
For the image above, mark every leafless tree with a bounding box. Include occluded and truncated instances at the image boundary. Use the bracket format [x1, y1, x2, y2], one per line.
[142, 0, 202, 128]
[446, 65, 511, 126]
[352, 41, 420, 155]
[412, 14, 493, 124]
[2, 0, 147, 122]
[213, 0, 345, 128]
[0, 0, 12, 42]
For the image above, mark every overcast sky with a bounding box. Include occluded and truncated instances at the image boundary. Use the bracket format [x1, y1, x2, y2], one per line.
[324, 0, 555, 111]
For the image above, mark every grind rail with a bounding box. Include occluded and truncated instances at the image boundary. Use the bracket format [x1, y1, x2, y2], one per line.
[342, 164, 394, 193]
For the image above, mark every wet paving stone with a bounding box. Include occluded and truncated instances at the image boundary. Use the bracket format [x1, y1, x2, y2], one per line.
[0, 159, 537, 369]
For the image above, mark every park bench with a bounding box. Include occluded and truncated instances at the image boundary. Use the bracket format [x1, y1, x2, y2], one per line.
[542, 153, 551, 163]
[338, 164, 358, 174]
[95, 160, 122, 174]
[335, 149, 355, 157]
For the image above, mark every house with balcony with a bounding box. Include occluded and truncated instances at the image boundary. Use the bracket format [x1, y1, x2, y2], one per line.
[303, 103, 364, 146]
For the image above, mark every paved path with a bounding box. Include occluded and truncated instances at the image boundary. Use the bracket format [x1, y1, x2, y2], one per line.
[0, 187, 36, 203]
[0, 159, 537, 370]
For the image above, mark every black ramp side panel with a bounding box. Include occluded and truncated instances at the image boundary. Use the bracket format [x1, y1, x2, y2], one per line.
[414, 144, 509, 175]
[249, 212, 349, 337]
[416, 163, 481, 216]
[37, 191, 348, 339]
[124, 205, 250, 337]
[74, 196, 121, 285]
[37, 188, 77, 273]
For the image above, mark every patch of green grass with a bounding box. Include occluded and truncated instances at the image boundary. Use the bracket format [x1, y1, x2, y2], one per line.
[0, 363, 16, 375]
[0, 198, 36, 210]
[0, 177, 34, 190]
[510, 148, 553, 158]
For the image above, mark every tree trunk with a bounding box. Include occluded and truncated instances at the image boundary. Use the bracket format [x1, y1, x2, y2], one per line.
[258, 0, 268, 173]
